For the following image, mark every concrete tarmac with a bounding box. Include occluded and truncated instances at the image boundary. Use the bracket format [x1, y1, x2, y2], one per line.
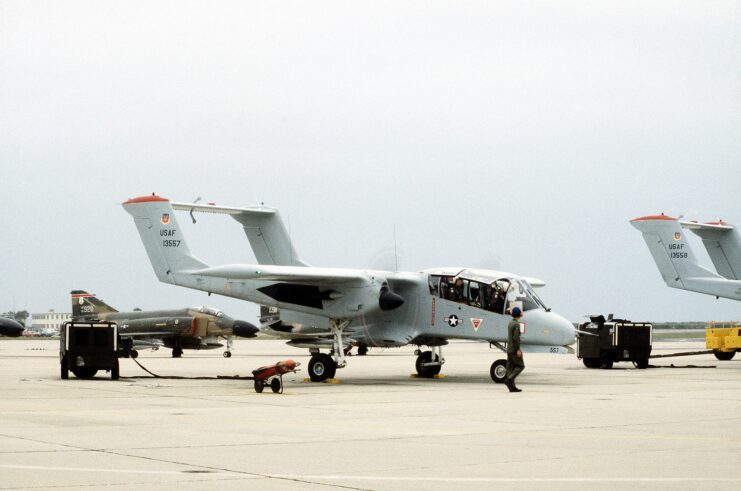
[1, 338, 740, 490]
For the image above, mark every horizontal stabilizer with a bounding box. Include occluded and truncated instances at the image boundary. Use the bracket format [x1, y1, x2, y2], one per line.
[172, 201, 306, 267]
[681, 220, 741, 280]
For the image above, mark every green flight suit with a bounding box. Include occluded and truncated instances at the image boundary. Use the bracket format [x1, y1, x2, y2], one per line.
[506, 317, 524, 383]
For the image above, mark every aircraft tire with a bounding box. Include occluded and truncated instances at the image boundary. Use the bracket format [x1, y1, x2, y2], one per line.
[71, 367, 98, 379]
[415, 351, 441, 378]
[270, 378, 282, 393]
[111, 360, 120, 380]
[308, 354, 336, 382]
[254, 379, 264, 393]
[490, 359, 507, 383]
[60, 357, 69, 380]
[582, 358, 600, 369]
[634, 358, 649, 369]
[223, 351, 232, 358]
[713, 350, 736, 361]
[599, 352, 613, 369]
[357, 345, 368, 356]
[172, 347, 183, 358]
[130, 349, 139, 359]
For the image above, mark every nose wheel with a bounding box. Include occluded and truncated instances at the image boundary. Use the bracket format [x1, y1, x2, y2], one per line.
[490, 359, 507, 383]
[223, 351, 232, 358]
[415, 346, 444, 378]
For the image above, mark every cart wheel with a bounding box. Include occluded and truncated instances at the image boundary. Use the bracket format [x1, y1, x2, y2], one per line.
[71, 367, 98, 379]
[357, 345, 369, 356]
[223, 351, 232, 358]
[60, 357, 69, 380]
[599, 352, 613, 369]
[254, 379, 264, 393]
[490, 359, 507, 383]
[130, 349, 139, 359]
[111, 360, 120, 380]
[270, 378, 282, 393]
[713, 350, 736, 361]
[634, 358, 649, 369]
[582, 357, 600, 369]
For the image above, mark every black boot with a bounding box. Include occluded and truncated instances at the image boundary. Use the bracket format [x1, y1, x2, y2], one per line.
[507, 381, 522, 393]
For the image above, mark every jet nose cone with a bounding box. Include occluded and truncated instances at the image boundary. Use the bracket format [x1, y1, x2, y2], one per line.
[552, 313, 576, 345]
[232, 321, 259, 338]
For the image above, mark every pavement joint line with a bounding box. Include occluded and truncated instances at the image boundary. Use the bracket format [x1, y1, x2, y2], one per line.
[272, 475, 741, 483]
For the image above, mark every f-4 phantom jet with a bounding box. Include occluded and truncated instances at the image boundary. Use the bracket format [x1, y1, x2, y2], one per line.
[71, 290, 258, 358]
[631, 215, 741, 301]
[123, 195, 575, 382]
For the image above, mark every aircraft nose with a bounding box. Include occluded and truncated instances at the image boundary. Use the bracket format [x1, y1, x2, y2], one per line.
[552, 313, 576, 345]
[232, 320, 259, 338]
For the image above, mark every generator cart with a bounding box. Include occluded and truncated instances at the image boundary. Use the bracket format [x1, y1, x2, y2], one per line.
[577, 315, 652, 369]
[60, 321, 120, 380]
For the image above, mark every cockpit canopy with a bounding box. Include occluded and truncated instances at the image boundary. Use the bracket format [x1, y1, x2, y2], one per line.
[428, 269, 547, 314]
[196, 307, 224, 317]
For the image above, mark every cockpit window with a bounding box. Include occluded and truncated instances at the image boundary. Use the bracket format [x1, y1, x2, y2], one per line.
[199, 307, 223, 317]
[505, 280, 547, 313]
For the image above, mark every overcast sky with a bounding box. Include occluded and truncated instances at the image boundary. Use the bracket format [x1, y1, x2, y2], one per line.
[1, 0, 740, 324]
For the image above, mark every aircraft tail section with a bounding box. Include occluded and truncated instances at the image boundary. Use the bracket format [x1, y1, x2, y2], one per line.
[171, 201, 306, 266]
[122, 195, 209, 283]
[630, 215, 721, 288]
[682, 221, 741, 280]
[630, 215, 741, 300]
[71, 290, 118, 319]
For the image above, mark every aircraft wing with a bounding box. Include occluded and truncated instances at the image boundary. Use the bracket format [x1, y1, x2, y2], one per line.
[191, 264, 369, 284]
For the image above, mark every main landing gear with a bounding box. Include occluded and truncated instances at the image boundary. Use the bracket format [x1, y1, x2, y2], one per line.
[307, 320, 350, 383]
[414, 346, 445, 378]
[172, 347, 183, 358]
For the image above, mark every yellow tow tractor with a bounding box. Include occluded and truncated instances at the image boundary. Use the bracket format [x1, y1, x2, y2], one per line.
[706, 321, 741, 361]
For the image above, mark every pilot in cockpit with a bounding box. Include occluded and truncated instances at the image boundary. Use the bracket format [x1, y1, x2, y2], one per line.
[449, 277, 464, 302]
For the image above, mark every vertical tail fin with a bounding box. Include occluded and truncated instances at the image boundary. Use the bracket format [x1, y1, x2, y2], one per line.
[71, 290, 118, 319]
[630, 214, 721, 289]
[682, 221, 741, 280]
[122, 195, 208, 283]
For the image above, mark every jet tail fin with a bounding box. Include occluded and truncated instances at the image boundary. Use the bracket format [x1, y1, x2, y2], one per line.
[681, 220, 741, 280]
[122, 195, 209, 283]
[71, 290, 118, 319]
[630, 215, 721, 289]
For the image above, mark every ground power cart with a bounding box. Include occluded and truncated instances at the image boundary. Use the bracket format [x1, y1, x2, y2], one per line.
[577, 315, 652, 369]
[60, 321, 120, 380]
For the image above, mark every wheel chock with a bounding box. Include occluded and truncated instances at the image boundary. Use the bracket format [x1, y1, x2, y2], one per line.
[303, 378, 341, 384]
[409, 374, 446, 379]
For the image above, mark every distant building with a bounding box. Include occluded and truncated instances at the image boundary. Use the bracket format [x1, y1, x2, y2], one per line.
[30, 310, 71, 334]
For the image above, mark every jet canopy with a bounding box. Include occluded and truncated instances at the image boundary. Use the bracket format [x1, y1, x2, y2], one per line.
[427, 268, 548, 314]
[196, 307, 224, 317]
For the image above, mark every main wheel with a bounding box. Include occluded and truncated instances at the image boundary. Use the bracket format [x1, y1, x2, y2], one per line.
[357, 345, 368, 356]
[634, 358, 649, 369]
[71, 367, 98, 379]
[415, 351, 441, 378]
[223, 351, 232, 358]
[254, 379, 264, 393]
[270, 378, 282, 393]
[713, 350, 736, 361]
[111, 360, 120, 380]
[490, 359, 507, 383]
[172, 347, 183, 358]
[599, 352, 614, 369]
[582, 357, 600, 369]
[308, 354, 337, 382]
[60, 357, 69, 380]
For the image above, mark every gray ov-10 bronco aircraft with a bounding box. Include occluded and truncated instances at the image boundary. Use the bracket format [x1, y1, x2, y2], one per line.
[631, 215, 741, 301]
[123, 194, 575, 383]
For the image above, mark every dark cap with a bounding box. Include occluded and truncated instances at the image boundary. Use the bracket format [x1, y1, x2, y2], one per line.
[512, 307, 522, 317]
